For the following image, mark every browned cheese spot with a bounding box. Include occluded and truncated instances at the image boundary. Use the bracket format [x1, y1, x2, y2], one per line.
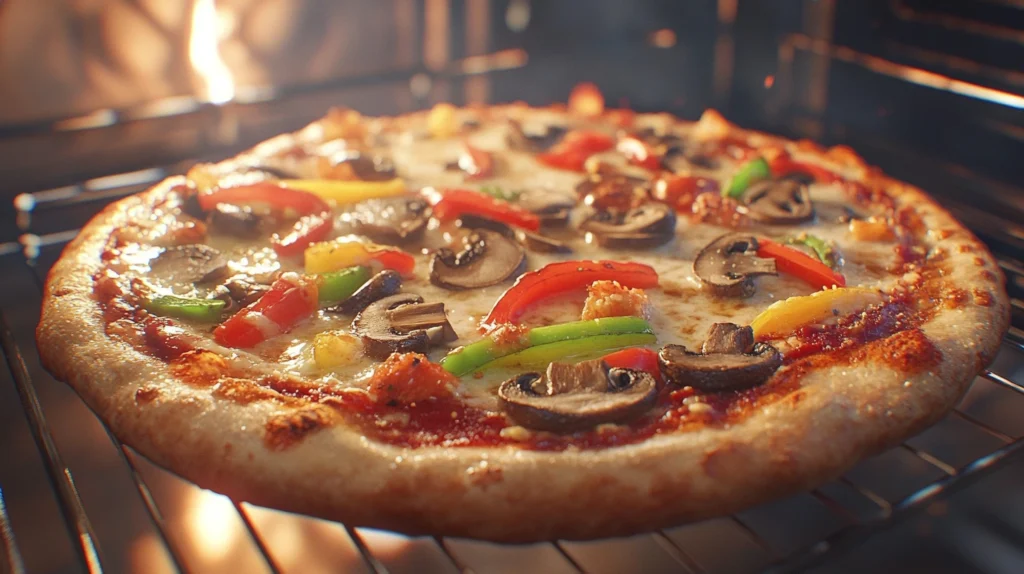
[972, 289, 993, 307]
[171, 349, 229, 387]
[956, 244, 974, 254]
[135, 386, 160, 404]
[973, 257, 986, 267]
[264, 407, 334, 450]
[944, 288, 969, 309]
[979, 270, 997, 281]
[852, 328, 942, 375]
[213, 377, 289, 405]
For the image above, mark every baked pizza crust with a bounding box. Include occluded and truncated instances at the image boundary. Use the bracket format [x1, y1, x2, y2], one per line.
[37, 109, 1010, 542]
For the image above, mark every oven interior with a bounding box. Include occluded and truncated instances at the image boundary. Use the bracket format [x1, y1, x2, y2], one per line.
[1, 1, 1023, 572]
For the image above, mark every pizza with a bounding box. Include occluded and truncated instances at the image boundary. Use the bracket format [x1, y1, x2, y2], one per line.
[37, 84, 1009, 542]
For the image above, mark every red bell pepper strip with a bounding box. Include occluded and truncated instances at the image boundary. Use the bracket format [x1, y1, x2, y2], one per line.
[213, 273, 319, 348]
[617, 136, 661, 171]
[425, 188, 540, 231]
[602, 347, 663, 385]
[461, 143, 494, 181]
[198, 182, 334, 257]
[482, 260, 659, 329]
[757, 238, 846, 290]
[273, 213, 333, 258]
[769, 154, 842, 184]
[537, 130, 615, 172]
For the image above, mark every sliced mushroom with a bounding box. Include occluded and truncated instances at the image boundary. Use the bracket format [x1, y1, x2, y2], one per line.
[659, 323, 781, 392]
[516, 188, 577, 227]
[497, 359, 658, 432]
[457, 214, 572, 254]
[506, 119, 567, 152]
[430, 230, 526, 290]
[327, 270, 402, 315]
[693, 233, 777, 297]
[576, 174, 650, 212]
[324, 151, 396, 181]
[739, 179, 814, 224]
[149, 245, 229, 285]
[350, 196, 431, 245]
[581, 202, 677, 249]
[211, 276, 271, 313]
[352, 294, 458, 360]
[209, 204, 265, 239]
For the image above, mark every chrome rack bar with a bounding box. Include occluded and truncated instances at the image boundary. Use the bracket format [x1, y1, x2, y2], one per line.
[0, 487, 25, 574]
[233, 502, 283, 574]
[344, 526, 389, 574]
[652, 530, 706, 574]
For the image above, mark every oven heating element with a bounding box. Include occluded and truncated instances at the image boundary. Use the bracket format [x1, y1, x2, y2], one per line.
[2, 1, 1023, 572]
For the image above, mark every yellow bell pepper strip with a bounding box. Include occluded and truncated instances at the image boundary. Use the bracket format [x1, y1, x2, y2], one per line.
[315, 266, 371, 304]
[441, 316, 653, 376]
[145, 295, 226, 322]
[278, 178, 406, 204]
[750, 287, 885, 340]
[723, 156, 771, 199]
[757, 238, 846, 290]
[304, 238, 416, 277]
[313, 331, 364, 369]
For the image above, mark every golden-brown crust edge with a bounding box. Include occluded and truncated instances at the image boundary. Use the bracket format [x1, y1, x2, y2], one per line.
[37, 108, 1011, 542]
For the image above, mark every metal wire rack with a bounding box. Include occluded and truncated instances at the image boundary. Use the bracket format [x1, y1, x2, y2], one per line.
[2, 2, 1024, 573]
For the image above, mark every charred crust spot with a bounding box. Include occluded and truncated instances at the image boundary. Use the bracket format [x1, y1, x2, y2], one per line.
[264, 407, 334, 450]
[956, 244, 974, 254]
[135, 386, 160, 404]
[944, 288, 969, 309]
[787, 391, 807, 406]
[972, 289, 993, 307]
[973, 257, 986, 267]
[854, 329, 941, 375]
[213, 377, 288, 405]
[171, 349, 229, 387]
[933, 229, 954, 240]
[979, 270, 997, 281]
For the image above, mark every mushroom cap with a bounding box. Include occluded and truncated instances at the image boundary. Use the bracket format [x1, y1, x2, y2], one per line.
[693, 233, 777, 297]
[497, 360, 658, 433]
[352, 294, 457, 360]
[429, 230, 526, 290]
[351, 196, 431, 245]
[739, 179, 814, 224]
[506, 119, 568, 152]
[658, 342, 782, 392]
[581, 202, 677, 249]
[458, 214, 572, 254]
[328, 270, 402, 315]
[149, 244, 229, 285]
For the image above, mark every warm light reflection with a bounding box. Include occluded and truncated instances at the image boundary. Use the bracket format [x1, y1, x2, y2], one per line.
[358, 528, 415, 558]
[568, 82, 605, 117]
[189, 0, 235, 104]
[186, 490, 241, 561]
[648, 28, 677, 48]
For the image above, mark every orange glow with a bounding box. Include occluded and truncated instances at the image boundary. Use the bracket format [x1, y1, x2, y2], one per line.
[569, 82, 604, 117]
[189, 0, 235, 104]
[186, 490, 241, 561]
[764, 75, 775, 88]
[648, 28, 677, 48]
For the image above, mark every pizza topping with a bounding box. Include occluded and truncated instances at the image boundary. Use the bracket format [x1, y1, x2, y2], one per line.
[315, 152, 396, 181]
[368, 352, 457, 405]
[482, 260, 660, 328]
[581, 281, 652, 321]
[208, 204, 266, 238]
[327, 269, 402, 315]
[581, 202, 677, 249]
[350, 196, 431, 245]
[148, 244, 228, 285]
[577, 173, 649, 212]
[211, 276, 270, 312]
[658, 324, 782, 392]
[214, 273, 319, 348]
[537, 130, 615, 172]
[456, 143, 495, 181]
[278, 178, 406, 204]
[506, 119, 567, 152]
[769, 153, 842, 184]
[427, 102, 459, 139]
[429, 229, 526, 290]
[568, 82, 605, 117]
[315, 266, 372, 304]
[456, 214, 570, 255]
[497, 359, 657, 432]
[723, 156, 772, 199]
[441, 316, 654, 376]
[601, 347, 663, 384]
[304, 238, 416, 277]
[425, 188, 542, 231]
[694, 233, 777, 297]
[849, 217, 896, 242]
[511, 188, 577, 228]
[738, 179, 814, 224]
[749, 287, 885, 340]
[756, 238, 846, 290]
[352, 294, 458, 360]
[785, 233, 839, 268]
[313, 331, 364, 369]
[616, 136, 662, 171]
[144, 295, 227, 322]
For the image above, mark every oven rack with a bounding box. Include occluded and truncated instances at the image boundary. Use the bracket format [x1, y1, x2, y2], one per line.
[1, 153, 1023, 574]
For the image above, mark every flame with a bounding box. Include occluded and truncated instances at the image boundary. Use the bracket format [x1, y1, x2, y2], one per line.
[568, 82, 604, 117]
[189, 0, 235, 104]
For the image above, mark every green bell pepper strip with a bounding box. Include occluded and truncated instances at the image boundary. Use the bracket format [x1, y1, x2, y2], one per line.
[145, 295, 226, 322]
[785, 234, 836, 268]
[316, 266, 371, 304]
[723, 156, 771, 199]
[441, 316, 653, 376]
[479, 185, 520, 202]
[486, 333, 657, 370]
